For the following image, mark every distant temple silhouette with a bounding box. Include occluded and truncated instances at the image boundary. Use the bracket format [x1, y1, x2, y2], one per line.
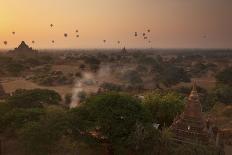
[121, 47, 127, 54]
[8, 41, 37, 55]
[171, 82, 210, 145]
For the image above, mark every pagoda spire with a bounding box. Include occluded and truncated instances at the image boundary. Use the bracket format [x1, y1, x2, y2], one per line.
[170, 82, 209, 145]
[192, 80, 197, 92]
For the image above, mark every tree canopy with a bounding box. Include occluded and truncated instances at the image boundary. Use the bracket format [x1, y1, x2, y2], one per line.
[7, 89, 62, 108]
[143, 91, 185, 127]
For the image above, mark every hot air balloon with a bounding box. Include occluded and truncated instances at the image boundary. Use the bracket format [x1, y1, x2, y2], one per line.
[134, 32, 138, 37]
[12, 31, 15, 35]
[50, 24, 54, 27]
[32, 41, 35, 44]
[143, 33, 146, 36]
[103, 40, 106, 43]
[147, 29, 151, 33]
[3, 41, 7, 45]
[117, 41, 120, 44]
[52, 40, 55, 43]
[76, 35, 79, 38]
[144, 37, 148, 40]
[64, 33, 68, 37]
[76, 30, 79, 33]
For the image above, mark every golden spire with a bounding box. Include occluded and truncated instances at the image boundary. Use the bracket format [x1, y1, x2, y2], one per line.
[189, 80, 199, 100]
[192, 80, 197, 92]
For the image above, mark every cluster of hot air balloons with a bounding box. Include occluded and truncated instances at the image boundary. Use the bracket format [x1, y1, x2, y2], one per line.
[134, 29, 151, 44]
[2, 24, 155, 48]
[75, 29, 80, 38]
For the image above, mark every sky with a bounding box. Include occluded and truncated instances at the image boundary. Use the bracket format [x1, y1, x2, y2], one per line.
[0, 0, 232, 49]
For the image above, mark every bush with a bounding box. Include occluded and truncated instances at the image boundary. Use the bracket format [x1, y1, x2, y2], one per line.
[216, 67, 232, 86]
[213, 84, 232, 105]
[143, 91, 185, 127]
[7, 89, 62, 108]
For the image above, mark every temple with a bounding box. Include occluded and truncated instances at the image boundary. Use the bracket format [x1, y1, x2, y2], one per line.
[121, 47, 127, 54]
[171, 82, 210, 145]
[8, 41, 38, 55]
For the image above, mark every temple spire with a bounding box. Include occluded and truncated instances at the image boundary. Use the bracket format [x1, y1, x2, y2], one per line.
[170, 81, 209, 145]
[192, 80, 197, 92]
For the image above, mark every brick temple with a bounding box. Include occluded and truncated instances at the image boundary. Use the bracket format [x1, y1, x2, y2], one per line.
[171, 82, 210, 145]
[8, 41, 38, 55]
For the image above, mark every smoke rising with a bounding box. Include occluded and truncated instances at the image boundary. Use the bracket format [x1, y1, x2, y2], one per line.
[70, 65, 112, 108]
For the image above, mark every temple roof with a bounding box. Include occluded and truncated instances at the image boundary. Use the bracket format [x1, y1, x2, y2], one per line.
[17, 41, 30, 50]
[183, 81, 203, 119]
[171, 82, 209, 144]
[9, 41, 37, 54]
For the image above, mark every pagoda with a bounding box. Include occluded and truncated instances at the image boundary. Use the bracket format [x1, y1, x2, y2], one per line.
[171, 82, 209, 145]
[8, 41, 37, 55]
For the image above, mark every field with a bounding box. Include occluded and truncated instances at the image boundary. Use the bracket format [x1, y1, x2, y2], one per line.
[0, 49, 232, 155]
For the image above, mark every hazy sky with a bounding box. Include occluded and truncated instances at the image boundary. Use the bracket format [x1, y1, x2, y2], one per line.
[0, 0, 232, 49]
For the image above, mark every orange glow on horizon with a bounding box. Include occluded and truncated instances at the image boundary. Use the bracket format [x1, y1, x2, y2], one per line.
[0, 0, 232, 49]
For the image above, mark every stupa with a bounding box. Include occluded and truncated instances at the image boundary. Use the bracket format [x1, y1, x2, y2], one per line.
[171, 82, 209, 145]
[8, 41, 37, 55]
[121, 47, 127, 54]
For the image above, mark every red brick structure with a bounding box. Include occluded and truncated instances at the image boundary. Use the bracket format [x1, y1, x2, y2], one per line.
[171, 82, 210, 145]
[8, 41, 38, 55]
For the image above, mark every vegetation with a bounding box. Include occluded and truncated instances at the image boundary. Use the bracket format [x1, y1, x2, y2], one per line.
[7, 89, 62, 108]
[0, 50, 230, 155]
[143, 91, 185, 127]
[216, 67, 232, 86]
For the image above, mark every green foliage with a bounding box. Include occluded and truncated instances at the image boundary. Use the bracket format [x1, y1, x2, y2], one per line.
[7, 89, 62, 108]
[122, 70, 143, 85]
[0, 108, 45, 134]
[6, 62, 27, 76]
[216, 67, 232, 86]
[143, 91, 185, 127]
[68, 92, 152, 154]
[213, 84, 232, 105]
[128, 123, 160, 155]
[157, 65, 190, 86]
[100, 82, 122, 92]
[20, 107, 68, 155]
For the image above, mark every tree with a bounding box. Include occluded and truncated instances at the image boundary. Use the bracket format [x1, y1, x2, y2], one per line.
[1, 108, 45, 134]
[213, 84, 232, 105]
[20, 106, 68, 155]
[7, 89, 62, 108]
[143, 91, 185, 127]
[100, 82, 122, 92]
[68, 92, 152, 155]
[216, 67, 232, 86]
[6, 62, 27, 76]
[156, 65, 190, 87]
